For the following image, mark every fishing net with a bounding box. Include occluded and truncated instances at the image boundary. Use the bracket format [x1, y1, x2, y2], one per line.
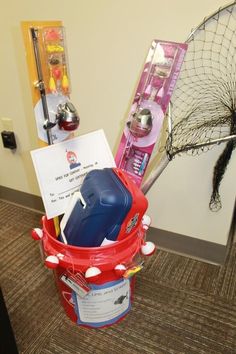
[164, 2, 236, 211]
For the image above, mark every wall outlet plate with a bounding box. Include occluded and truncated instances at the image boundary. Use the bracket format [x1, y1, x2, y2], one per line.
[1, 131, 17, 149]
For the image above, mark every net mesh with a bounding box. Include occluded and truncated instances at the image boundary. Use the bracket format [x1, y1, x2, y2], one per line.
[165, 2, 236, 211]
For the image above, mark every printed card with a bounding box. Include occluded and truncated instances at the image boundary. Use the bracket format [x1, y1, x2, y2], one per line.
[31, 129, 116, 218]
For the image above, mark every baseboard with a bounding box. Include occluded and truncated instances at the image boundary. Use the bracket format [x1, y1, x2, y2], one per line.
[0, 186, 44, 213]
[147, 227, 227, 265]
[0, 186, 229, 264]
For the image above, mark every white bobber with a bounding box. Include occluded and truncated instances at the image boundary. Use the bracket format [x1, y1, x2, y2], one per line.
[141, 241, 156, 256]
[142, 215, 151, 230]
[31, 228, 43, 241]
[45, 255, 59, 269]
[114, 264, 127, 276]
[85, 266, 102, 279]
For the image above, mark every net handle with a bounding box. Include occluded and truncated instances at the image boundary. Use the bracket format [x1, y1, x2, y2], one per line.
[141, 152, 169, 194]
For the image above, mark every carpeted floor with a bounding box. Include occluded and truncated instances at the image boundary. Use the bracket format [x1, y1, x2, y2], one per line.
[0, 199, 236, 354]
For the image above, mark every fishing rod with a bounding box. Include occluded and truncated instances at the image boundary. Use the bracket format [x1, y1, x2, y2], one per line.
[30, 27, 54, 145]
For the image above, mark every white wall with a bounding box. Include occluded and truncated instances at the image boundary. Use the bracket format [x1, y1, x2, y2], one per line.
[0, 0, 234, 245]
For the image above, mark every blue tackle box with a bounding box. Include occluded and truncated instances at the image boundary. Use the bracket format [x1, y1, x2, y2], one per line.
[60, 168, 133, 247]
[60, 168, 148, 247]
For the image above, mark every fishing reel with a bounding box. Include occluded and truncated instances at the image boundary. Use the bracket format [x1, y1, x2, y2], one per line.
[127, 108, 153, 138]
[43, 101, 80, 132]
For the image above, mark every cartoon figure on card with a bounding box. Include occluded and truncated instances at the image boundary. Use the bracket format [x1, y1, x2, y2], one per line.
[66, 150, 81, 170]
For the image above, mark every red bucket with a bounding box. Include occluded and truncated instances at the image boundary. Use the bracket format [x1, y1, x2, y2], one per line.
[32, 216, 154, 328]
